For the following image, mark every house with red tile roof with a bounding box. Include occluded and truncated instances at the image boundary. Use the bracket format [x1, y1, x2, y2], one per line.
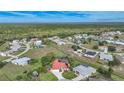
[51, 58, 70, 72]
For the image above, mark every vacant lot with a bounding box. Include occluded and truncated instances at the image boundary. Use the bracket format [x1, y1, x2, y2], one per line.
[22, 47, 65, 59]
[113, 64, 124, 77]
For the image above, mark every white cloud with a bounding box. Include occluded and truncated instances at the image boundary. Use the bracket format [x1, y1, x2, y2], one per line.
[7, 11, 36, 17]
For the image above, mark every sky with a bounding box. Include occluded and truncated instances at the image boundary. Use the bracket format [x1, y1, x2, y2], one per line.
[0, 11, 124, 23]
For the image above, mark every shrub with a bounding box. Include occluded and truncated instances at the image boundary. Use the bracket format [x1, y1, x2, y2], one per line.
[40, 53, 55, 67]
[16, 75, 23, 80]
[29, 59, 38, 65]
[92, 45, 98, 49]
[71, 45, 80, 51]
[97, 67, 113, 78]
[0, 62, 7, 69]
[108, 46, 116, 52]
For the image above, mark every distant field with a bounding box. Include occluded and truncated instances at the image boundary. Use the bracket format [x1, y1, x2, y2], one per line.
[0, 23, 124, 42]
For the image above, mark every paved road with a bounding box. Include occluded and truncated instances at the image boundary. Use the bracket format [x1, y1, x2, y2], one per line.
[17, 42, 30, 57]
[2, 42, 30, 62]
[71, 42, 124, 55]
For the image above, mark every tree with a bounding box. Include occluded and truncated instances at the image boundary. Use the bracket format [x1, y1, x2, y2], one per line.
[97, 67, 113, 78]
[0, 62, 7, 69]
[16, 75, 23, 80]
[98, 41, 104, 46]
[34, 67, 47, 73]
[114, 35, 119, 40]
[71, 45, 80, 51]
[108, 56, 120, 66]
[92, 45, 98, 49]
[108, 67, 113, 78]
[87, 38, 92, 44]
[40, 53, 55, 67]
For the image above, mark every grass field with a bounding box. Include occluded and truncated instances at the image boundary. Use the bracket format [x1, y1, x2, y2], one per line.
[0, 42, 9, 51]
[22, 47, 65, 59]
[40, 72, 58, 81]
[62, 71, 77, 79]
[111, 74, 124, 81]
[0, 61, 41, 80]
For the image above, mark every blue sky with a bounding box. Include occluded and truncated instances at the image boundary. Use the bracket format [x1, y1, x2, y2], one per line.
[0, 11, 124, 23]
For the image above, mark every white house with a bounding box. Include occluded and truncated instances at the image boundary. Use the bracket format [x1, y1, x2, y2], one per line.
[48, 36, 66, 45]
[114, 41, 124, 45]
[34, 40, 43, 48]
[98, 46, 108, 53]
[106, 40, 114, 44]
[0, 52, 7, 57]
[73, 65, 96, 78]
[116, 31, 122, 35]
[11, 57, 31, 66]
[99, 52, 113, 62]
[10, 40, 21, 52]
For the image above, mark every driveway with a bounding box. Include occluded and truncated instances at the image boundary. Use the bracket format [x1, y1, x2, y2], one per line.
[51, 70, 67, 81]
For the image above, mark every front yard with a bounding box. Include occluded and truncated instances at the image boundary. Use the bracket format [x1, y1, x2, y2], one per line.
[62, 71, 77, 79]
[40, 72, 58, 81]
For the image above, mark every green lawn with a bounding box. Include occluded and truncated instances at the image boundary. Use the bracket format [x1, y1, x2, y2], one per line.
[0, 61, 41, 81]
[111, 74, 124, 81]
[62, 71, 77, 79]
[0, 42, 9, 51]
[83, 40, 99, 50]
[0, 56, 9, 62]
[40, 72, 58, 81]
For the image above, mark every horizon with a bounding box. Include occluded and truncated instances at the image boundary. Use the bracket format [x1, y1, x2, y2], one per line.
[0, 11, 124, 23]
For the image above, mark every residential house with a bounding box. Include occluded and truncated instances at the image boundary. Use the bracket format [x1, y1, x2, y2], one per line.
[98, 46, 108, 53]
[0, 52, 7, 57]
[99, 52, 113, 62]
[11, 57, 31, 66]
[74, 34, 82, 39]
[48, 36, 66, 45]
[84, 50, 98, 58]
[34, 40, 43, 48]
[73, 65, 96, 78]
[51, 58, 70, 72]
[116, 31, 122, 35]
[114, 40, 124, 45]
[10, 40, 21, 52]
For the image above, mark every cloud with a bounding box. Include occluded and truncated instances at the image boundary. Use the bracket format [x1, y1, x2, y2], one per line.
[6, 11, 36, 17]
[0, 11, 124, 23]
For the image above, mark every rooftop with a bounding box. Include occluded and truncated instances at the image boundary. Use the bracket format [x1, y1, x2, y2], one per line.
[73, 65, 96, 76]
